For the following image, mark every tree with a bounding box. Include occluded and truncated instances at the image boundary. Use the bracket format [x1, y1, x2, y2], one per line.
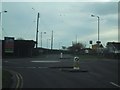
[16, 38, 24, 40]
[68, 42, 86, 54]
[62, 46, 66, 50]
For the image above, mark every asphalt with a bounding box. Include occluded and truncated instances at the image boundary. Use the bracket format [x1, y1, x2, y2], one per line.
[2, 54, 119, 88]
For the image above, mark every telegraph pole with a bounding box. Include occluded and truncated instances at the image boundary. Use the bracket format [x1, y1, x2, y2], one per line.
[51, 30, 53, 50]
[36, 12, 40, 48]
[76, 34, 77, 44]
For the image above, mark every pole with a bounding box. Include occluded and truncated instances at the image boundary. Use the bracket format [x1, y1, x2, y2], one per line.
[0, 12, 1, 24]
[91, 14, 101, 55]
[97, 16, 100, 55]
[36, 12, 40, 48]
[47, 39, 48, 48]
[0, 12, 2, 33]
[76, 34, 77, 44]
[41, 32, 42, 48]
[51, 30, 53, 50]
[97, 16, 100, 42]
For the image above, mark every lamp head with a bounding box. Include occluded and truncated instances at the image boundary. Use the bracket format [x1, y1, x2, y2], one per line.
[91, 14, 95, 17]
[4, 10, 7, 13]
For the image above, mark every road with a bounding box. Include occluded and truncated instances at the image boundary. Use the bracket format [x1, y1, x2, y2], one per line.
[3, 54, 119, 88]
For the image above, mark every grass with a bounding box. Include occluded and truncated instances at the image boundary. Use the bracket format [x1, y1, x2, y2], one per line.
[72, 54, 107, 61]
[2, 70, 13, 88]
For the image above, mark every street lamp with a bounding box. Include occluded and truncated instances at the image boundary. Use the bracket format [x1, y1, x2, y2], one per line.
[91, 14, 101, 54]
[36, 12, 40, 48]
[40, 32, 46, 48]
[2, 11, 7, 13]
[0, 10, 7, 22]
[47, 39, 51, 49]
[59, 42, 62, 50]
[0, 10, 7, 40]
[0, 10, 7, 14]
[51, 30, 53, 50]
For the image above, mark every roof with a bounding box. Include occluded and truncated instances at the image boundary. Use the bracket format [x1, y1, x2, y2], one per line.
[107, 42, 120, 50]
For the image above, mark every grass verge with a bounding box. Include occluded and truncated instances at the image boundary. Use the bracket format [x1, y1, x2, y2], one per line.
[72, 54, 107, 60]
[2, 70, 13, 88]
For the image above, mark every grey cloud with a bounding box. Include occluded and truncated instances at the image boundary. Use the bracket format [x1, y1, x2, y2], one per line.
[80, 2, 118, 16]
[2, 2, 118, 48]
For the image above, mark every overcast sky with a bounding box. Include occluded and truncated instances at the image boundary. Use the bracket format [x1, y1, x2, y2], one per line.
[1, 0, 119, 49]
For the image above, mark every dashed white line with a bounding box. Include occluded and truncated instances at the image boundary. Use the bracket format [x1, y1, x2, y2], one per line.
[4, 61, 8, 62]
[16, 67, 48, 69]
[38, 67, 48, 68]
[26, 67, 36, 68]
[110, 82, 120, 88]
[31, 61, 60, 63]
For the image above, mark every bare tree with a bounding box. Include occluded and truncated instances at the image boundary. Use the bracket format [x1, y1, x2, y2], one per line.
[16, 38, 25, 40]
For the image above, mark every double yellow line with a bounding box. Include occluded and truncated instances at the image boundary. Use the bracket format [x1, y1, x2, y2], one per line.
[4, 69, 23, 88]
[15, 72, 23, 88]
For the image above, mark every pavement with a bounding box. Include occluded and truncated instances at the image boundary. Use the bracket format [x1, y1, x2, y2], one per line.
[2, 54, 120, 88]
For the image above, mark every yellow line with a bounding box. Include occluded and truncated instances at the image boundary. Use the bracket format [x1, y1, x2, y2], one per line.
[3, 69, 23, 88]
[18, 73, 23, 88]
[16, 73, 20, 88]
[110, 82, 120, 88]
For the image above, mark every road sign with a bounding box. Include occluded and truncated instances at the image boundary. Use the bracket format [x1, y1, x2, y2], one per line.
[60, 52, 63, 58]
[4, 37, 14, 53]
[73, 56, 80, 70]
[89, 41, 92, 44]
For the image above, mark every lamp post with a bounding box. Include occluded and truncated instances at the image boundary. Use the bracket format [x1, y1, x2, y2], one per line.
[0, 10, 7, 40]
[0, 10, 7, 23]
[47, 39, 51, 49]
[40, 32, 46, 48]
[91, 14, 101, 54]
[0, 10, 7, 15]
[51, 30, 53, 50]
[36, 12, 40, 48]
[59, 42, 62, 50]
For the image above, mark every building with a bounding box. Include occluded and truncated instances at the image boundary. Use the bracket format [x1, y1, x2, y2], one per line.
[2, 39, 36, 58]
[104, 42, 120, 59]
[106, 42, 120, 54]
[92, 44, 104, 53]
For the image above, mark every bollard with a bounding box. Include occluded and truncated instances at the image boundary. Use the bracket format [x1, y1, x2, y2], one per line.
[60, 52, 63, 59]
[73, 56, 80, 70]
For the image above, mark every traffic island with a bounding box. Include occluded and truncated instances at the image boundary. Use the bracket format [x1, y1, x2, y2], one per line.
[50, 67, 88, 72]
[60, 68, 88, 72]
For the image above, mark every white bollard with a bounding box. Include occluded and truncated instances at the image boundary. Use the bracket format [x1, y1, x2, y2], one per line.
[73, 56, 80, 70]
[60, 52, 63, 58]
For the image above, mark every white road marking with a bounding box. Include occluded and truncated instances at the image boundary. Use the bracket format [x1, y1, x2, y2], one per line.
[16, 67, 36, 69]
[16, 67, 24, 68]
[38, 67, 48, 68]
[110, 82, 120, 88]
[4, 61, 8, 62]
[16, 67, 48, 69]
[26, 67, 36, 68]
[31, 61, 60, 63]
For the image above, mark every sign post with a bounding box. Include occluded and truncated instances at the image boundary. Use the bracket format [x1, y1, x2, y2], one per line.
[60, 52, 63, 59]
[4, 37, 14, 53]
[73, 56, 80, 70]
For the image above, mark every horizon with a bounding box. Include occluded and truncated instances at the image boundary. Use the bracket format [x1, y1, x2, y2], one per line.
[1, 1, 119, 49]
